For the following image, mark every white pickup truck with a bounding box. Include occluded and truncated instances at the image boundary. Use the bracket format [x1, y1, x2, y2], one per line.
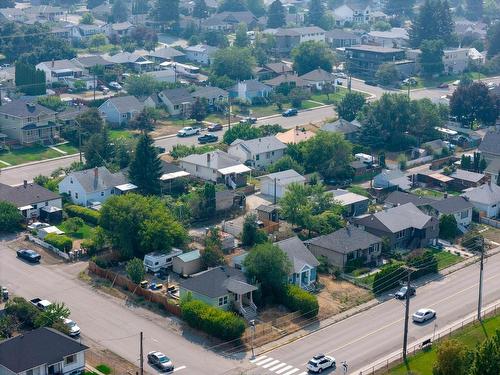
[177, 126, 200, 137]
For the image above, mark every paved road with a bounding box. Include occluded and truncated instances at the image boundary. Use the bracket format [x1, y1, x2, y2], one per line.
[0, 240, 246, 375]
[246, 252, 500, 375]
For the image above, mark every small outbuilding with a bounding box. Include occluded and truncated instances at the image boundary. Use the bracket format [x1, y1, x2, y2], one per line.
[173, 250, 202, 277]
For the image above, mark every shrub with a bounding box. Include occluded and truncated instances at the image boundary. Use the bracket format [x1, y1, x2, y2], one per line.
[65, 205, 100, 225]
[126, 258, 145, 284]
[344, 257, 366, 274]
[282, 285, 319, 318]
[407, 250, 438, 279]
[181, 299, 245, 340]
[80, 239, 97, 255]
[372, 263, 406, 295]
[95, 364, 111, 375]
[5, 297, 40, 329]
[45, 233, 73, 252]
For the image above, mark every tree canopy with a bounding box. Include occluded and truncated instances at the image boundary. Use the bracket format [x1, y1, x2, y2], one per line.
[211, 47, 255, 83]
[450, 82, 499, 127]
[337, 92, 366, 121]
[292, 41, 333, 76]
[409, 0, 456, 48]
[419, 39, 445, 76]
[128, 132, 162, 195]
[0, 201, 23, 233]
[267, 0, 286, 28]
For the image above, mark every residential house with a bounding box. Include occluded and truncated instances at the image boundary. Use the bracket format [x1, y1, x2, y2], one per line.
[275, 127, 315, 144]
[407, 47, 470, 75]
[274, 26, 326, 54]
[0, 327, 88, 375]
[200, 11, 258, 31]
[0, 181, 62, 221]
[191, 86, 228, 107]
[462, 183, 500, 218]
[478, 129, 500, 164]
[184, 44, 218, 65]
[370, 10, 388, 22]
[0, 100, 58, 145]
[98, 95, 144, 125]
[69, 24, 104, 40]
[105, 52, 155, 72]
[384, 191, 435, 209]
[333, 3, 371, 25]
[325, 29, 361, 48]
[354, 202, 439, 250]
[146, 46, 186, 63]
[450, 169, 487, 189]
[0, 8, 28, 23]
[72, 55, 115, 73]
[299, 68, 335, 90]
[428, 196, 474, 228]
[35, 59, 83, 84]
[307, 225, 382, 270]
[254, 62, 293, 80]
[259, 169, 305, 199]
[179, 266, 258, 319]
[228, 80, 272, 101]
[228, 136, 287, 169]
[366, 28, 409, 48]
[179, 150, 251, 188]
[264, 73, 310, 89]
[58, 166, 135, 206]
[24, 5, 64, 21]
[373, 169, 412, 191]
[105, 21, 136, 37]
[158, 87, 195, 116]
[172, 250, 202, 276]
[485, 158, 500, 183]
[90, 3, 113, 20]
[321, 119, 360, 141]
[330, 188, 369, 216]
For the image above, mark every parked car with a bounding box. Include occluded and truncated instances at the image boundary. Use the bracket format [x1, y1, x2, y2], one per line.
[437, 83, 449, 89]
[27, 222, 50, 230]
[403, 77, 417, 85]
[208, 123, 223, 132]
[16, 249, 41, 263]
[452, 80, 461, 86]
[30, 298, 52, 310]
[63, 318, 81, 337]
[147, 351, 174, 372]
[365, 80, 378, 86]
[198, 134, 218, 144]
[99, 85, 109, 93]
[282, 108, 298, 117]
[336, 72, 347, 79]
[109, 81, 122, 90]
[177, 126, 200, 137]
[239, 117, 257, 124]
[307, 354, 336, 373]
[395, 286, 416, 299]
[412, 308, 436, 323]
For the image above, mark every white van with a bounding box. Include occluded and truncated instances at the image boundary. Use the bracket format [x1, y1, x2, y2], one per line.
[144, 249, 183, 273]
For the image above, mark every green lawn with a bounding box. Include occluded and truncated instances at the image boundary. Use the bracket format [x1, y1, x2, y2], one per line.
[54, 143, 79, 155]
[168, 118, 197, 127]
[426, 248, 463, 270]
[109, 129, 137, 141]
[301, 100, 323, 109]
[58, 221, 95, 240]
[411, 188, 445, 199]
[347, 185, 371, 197]
[390, 314, 500, 375]
[0, 145, 62, 166]
[409, 71, 489, 90]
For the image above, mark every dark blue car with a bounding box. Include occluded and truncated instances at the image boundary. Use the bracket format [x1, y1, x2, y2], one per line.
[16, 249, 41, 263]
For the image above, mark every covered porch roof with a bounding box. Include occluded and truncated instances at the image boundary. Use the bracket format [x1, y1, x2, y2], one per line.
[218, 164, 251, 175]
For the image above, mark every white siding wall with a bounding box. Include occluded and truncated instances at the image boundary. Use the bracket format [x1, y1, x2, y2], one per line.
[253, 149, 285, 169]
[179, 161, 218, 182]
[62, 351, 85, 374]
[228, 145, 250, 164]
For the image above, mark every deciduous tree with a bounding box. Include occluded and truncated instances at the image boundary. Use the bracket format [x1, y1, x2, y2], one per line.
[0, 201, 22, 233]
[420, 39, 445, 76]
[337, 92, 366, 121]
[433, 339, 469, 375]
[450, 82, 499, 127]
[126, 258, 145, 283]
[292, 41, 333, 75]
[211, 47, 255, 82]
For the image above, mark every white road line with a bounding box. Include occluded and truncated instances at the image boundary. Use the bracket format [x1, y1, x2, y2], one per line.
[282, 369, 299, 375]
[269, 363, 287, 371]
[173, 365, 186, 372]
[275, 365, 293, 374]
[262, 360, 280, 369]
[256, 357, 274, 366]
[296, 372, 308, 375]
[250, 355, 267, 363]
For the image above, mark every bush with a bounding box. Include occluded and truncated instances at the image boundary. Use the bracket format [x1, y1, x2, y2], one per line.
[5, 297, 40, 329]
[282, 285, 319, 318]
[344, 257, 366, 274]
[44, 233, 73, 252]
[126, 258, 145, 284]
[372, 263, 406, 295]
[95, 365, 111, 375]
[181, 299, 245, 340]
[65, 205, 100, 225]
[406, 249, 438, 279]
[80, 239, 97, 255]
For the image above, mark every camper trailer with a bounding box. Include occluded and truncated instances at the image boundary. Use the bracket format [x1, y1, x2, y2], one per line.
[143, 249, 183, 273]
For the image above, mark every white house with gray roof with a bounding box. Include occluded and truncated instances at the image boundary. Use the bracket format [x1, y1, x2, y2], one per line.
[146, 46, 185, 63]
[428, 196, 474, 228]
[36, 59, 84, 83]
[229, 80, 272, 101]
[259, 169, 305, 198]
[98, 95, 144, 125]
[58, 166, 136, 206]
[184, 44, 218, 65]
[228, 136, 286, 169]
[299, 68, 336, 90]
[462, 183, 500, 218]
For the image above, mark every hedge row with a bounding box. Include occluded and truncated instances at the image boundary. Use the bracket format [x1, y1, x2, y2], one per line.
[373, 263, 406, 295]
[45, 233, 73, 252]
[181, 299, 245, 341]
[65, 205, 100, 225]
[282, 285, 319, 318]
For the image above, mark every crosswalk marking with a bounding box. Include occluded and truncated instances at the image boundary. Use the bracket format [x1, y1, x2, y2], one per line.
[275, 365, 293, 374]
[256, 357, 274, 366]
[296, 372, 307, 375]
[269, 363, 287, 371]
[282, 369, 299, 375]
[250, 355, 266, 363]
[263, 360, 280, 369]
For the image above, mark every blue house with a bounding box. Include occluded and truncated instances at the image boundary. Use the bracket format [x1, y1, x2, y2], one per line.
[229, 80, 272, 102]
[98, 95, 144, 125]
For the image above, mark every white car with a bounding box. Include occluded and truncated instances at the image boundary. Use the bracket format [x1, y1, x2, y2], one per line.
[412, 308, 436, 323]
[109, 81, 122, 90]
[27, 222, 50, 230]
[307, 354, 335, 373]
[177, 126, 200, 137]
[63, 318, 81, 337]
[336, 72, 347, 79]
[147, 351, 174, 372]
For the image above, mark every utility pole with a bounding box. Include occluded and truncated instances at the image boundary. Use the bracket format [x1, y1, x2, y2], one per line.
[228, 97, 232, 130]
[139, 331, 144, 375]
[477, 236, 485, 321]
[273, 178, 277, 204]
[93, 64, 96, 102]
[402, 266, 416, 361]
[75, 119, 82, 164]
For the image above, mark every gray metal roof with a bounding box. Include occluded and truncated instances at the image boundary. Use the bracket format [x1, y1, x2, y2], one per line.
[0, 182, 59, 207]
[105, 95, 144, 113]
[181, 150, 243, 170]
[326, 29, 360, 40]
[231, 135, 286, 155]
[148, 46, 185, 59]
[73, 55, 114, 68]
[478, 130, 500, 156]
[307, 226, 381, 254]
[462, 183, 500, 205]
[322, 119, 360, 134]
[384, 191, 436, 207]
[450, 169, 485, 183]
[192, 86, 228, 100]
[275, 26, 325, 36]
[276, 236, 319, 273]
[259, 169, 305, 186]
[39, 59, 83, 72]
[299, 68, 335, 82]
[0, 328, 88, 373]
[430, 196, 473, 214]
[66, 167, 128, 194]
[160, 88, 195, 105]
[230, 79, 272, 93]
[0, 99, 56, 118]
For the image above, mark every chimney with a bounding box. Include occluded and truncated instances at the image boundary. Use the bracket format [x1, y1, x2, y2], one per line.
[93, 167, 98, 189]
[23, 180, 27, 188]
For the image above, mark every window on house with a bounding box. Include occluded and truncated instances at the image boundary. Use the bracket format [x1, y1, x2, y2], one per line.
[396, 230, 405, 239]
[70, 178, 73, 184]
[32, 204, 37, 209]
[45, 202, 48, 206]
[461, 210, 469, 219]
[26, 370, 34, 375]
[218, 297, 224, 306]
[266, 152, 270, 159]
[255, 155, 260, 160]
[64, 354, 76, 365]
[223, 296, 228, 304]
[75, 192, 78, 199]
[101, 192, 104, 197]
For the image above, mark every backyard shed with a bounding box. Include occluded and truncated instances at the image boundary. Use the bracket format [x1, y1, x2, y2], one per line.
[173, 250, 202, 276]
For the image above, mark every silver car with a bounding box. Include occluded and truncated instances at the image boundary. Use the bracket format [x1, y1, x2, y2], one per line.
[412, 308, 436, 323]
[147, 351, 174, 372]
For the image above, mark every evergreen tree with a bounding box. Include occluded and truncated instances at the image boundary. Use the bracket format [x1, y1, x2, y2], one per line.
[190, 98, 207, 122]
[83, 130, 112, 168]
[234, 23, 249, 47]
[466, 0, 483, 21]
[200, 182, 216, 218]
[420, 39, 445, 76]
[132, 0, 149, 14]
[15, 62, 46, 96]
[487, 23, 500, 59]
[307, 0, 325, 27]
[112, 0, 128, 22]
[409, 0, 456, 47]
[155, 0, 180, 23]
[218, 0, 247, 12]
[129, 133, 162, 195]
[267, 0, 286, 28]
[192, 0, 208, 18]
[384, 0, 415, 17]
[247, 0, 266, 16]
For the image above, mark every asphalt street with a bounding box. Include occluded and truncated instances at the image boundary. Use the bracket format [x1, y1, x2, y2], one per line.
[0, 241, 246, 375]
[245, 251, 500, 375]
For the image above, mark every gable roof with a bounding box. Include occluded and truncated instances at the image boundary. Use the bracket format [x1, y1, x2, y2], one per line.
[72, 55, 114, 68]
[275, 127, 315, 144]
[104, 95, 144, 113]
[148, 46, 185, 60]
[276, 236, 319, 273]
[264, 74, 309, 88]
[65, 166, 128, 194]
[160, 87, 195, 105]
[307, 225, 381, 254]
[0, 327, 88, 373]
[384, 191, 436, 207]
[330, 189, 369, 206]
[109, 21, 134, 31]
[321, 119, 360, 134]
[38, 59, 83, 72]
[462, 183, 500, 205]
[299, 68, 334, 82]
[231, 136, 286, 155]
[368, 27, 409, 40]
[264, 62, 293, 75]
[191, 86, 228, 100]
[180, 266, 256, 298]
[0, 182, 60, 207]
[450, 169, 485, 183]
[105, 52, 151, 64]
[231, 79, 272, 93]
[0, 100, 56, 118]
[430, 196, 473, 214]
[259, 169, 305, 186]
[275, 26, 325, 37]
[325, 29, 360, 40]
[356, 203, 434, 233]
[180, 150, 242, 170]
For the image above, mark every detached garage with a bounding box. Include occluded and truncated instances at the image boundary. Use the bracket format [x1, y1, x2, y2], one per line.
[259, 169, 306, 199]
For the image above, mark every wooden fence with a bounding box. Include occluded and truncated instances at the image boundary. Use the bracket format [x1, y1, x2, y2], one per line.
[88, 262, 182, 317]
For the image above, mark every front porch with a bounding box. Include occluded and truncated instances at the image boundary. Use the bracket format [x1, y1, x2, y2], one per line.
[290, 264, 317, 291]
[21, 123, 61, 145]
[218, 164, 251, 189]
[228, 281, 258, 320]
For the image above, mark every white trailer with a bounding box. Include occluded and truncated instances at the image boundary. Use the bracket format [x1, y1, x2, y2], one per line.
[143, 249, 183, 273]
